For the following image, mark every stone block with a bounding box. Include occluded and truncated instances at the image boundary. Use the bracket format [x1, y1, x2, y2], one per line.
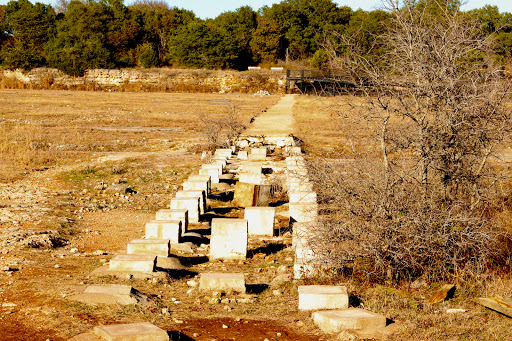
[199, 272, 245, 293]
[254, 184, 272, 206]
[67, 285, 139, 305]
[214, 148, 233, 159]
[182, 180, 209, 196]
[201, 162, 223, 174]
[289, 202, 318, 223]
[243, 162, 263, 174]
[233, 182, 256, 207]
[210, 218, 248, 261]
[155, 209, 188, 230]
[199, 167, 219, 184]
[109, 254, 156, 273]
[94, 322, 169, 341]
[237, 151, 248, 160]
[289, 191, 317, 204]
[175, 190, 206, 214]
[298, 285, 349, 310]
[127, 239, 170, 257]
[312, 308, 387, 333]
[249, 147, 267, 161]
[239, 172, 262, 185]
[145, 220, 182, 242]
[244, 206, 275, 236]
[170, 197, 200, 223]
[187, 175, 211, 194]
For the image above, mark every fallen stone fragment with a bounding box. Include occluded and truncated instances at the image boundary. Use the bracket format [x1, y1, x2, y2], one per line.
[475, 297, 512, 317]
[428, 284, 455, 304]
[312, 308, 386, 333]
[93, 322, 169, 341]
[446, 308, 466, 314]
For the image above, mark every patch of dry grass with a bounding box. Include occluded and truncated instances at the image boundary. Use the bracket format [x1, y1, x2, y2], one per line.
[0, 90, 278, 180]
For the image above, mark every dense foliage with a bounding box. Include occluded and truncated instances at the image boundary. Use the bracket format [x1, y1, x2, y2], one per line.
[0, 0, 511, 75]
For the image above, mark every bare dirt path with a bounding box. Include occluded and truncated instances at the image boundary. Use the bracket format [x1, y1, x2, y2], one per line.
[243, 95, 295, 137]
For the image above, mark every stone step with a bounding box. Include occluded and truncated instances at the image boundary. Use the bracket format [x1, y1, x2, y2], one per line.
[170, 197, 200, 223]
[175, 190, 206, 215]
[94, 322, 168, 341]
[312, 308, 387, 333]
[210, 218, 248, 261]
[155, 209, 188, 230]
[109, 254, 156, 273]
[199, 272, 246, 294]
[127, 239, 170, 257]
[145, 220, 182, 242]
[244, 206, 275, 237]
[298, 285, 349, 310]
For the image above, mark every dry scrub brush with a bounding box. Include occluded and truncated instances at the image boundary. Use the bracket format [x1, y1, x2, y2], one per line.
[309, 0, 512, 283]
[198, 105, 245, 150]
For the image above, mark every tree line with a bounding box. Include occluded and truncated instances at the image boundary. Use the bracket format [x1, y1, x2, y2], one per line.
[0, 0, 511, 76]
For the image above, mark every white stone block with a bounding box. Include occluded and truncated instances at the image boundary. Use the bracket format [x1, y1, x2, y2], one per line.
[214, 148, 233, 158]
[175, 190, 206, 214]
[244, 206, 275, 236]
[239, 172, 262, 185]
[199, 167, 220, 184]
[127, 239, 170, 257]
[182, 180, 209, 195]
[155, 209, 188, 230]
[243, 162, 263, 174]
[109, 254, 156, 273]
[94, 322, 169, 341]
[202, 162, 223, 174]
[298, 285, 349, 310]
[289, 191, 317, 203]
[199, 272, 245, 293]
[249, 147, 267, 161]
[312, 308, 387, 333]
[187, 175, 211, 195]
[289, 202, 318, 223]
[210, 218, 248, 261]
[237, 151, 248, 160]
[145, 220, 182, 242]
[170, 197, 200, 223]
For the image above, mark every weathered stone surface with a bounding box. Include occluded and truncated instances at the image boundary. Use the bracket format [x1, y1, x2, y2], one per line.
[68, 333, 102, 341]
[289, 191, 317, 204]
[298, 285, 349, 310]
[244, 206, 275, 236]
[199, 272, 246, 293]
[210, 218, 248, 261]
[429, 284, 455, 304]
[199, 167, 220, 184]
[243, 162, 263, 174]
[170, 197, 200, 223]
[127, 239, 170, 257]
[93, 322, 169, 341]
[187, 175, 211, 195]
[155, 209, 188, 230]
[175, 190, 206, 214]
[67, 285, 151, 306]
[233, 182, 256, 207]
[109, 254, 156, 273]
[475, 297, 512, 317]
[249, 147, 267, 161]
[237, 151, 248, 160]
[312, 308, 387, 333]
[238, 172, 262, 185]
[214, 148, 233, 159]
[289, 202, 318, 223]
[182, 180, 209, 197]
[145, 220, 182, 243]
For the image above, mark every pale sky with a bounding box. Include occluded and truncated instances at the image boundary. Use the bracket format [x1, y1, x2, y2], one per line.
[0, 0, 510, 18]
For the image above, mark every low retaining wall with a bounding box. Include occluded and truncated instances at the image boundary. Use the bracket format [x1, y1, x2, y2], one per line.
[0, 68, 286, 94]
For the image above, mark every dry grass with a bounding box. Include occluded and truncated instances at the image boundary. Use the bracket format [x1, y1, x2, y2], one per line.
[294, 94, 512, 340]
[0, 90, 278, 180]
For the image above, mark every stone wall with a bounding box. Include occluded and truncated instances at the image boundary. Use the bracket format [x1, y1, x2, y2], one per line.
[0, 68, 286, 94]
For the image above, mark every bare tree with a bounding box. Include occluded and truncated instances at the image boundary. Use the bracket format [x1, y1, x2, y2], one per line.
[309, 0, 512, 282]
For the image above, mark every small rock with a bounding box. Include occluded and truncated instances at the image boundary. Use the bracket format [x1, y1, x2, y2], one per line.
[272, 290, 282, 296]
[222, 324, 229, 329]
[224, 305, 232, 312]
[2, 302, 16, 308]
[277, 332, 282, 337]
[187, 280, 198, 287]
[70, 248, 78, 254]
[446, 308, 466, 314]
[54, 264, 60, 268]
[193, 333, 200, 338]
[173, 318, 184, 324]
[161, 308, 169, 314]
